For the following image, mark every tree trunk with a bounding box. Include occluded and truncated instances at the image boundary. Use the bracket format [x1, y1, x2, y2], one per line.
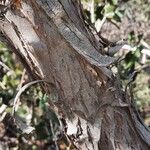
[0, 0, 150, 149]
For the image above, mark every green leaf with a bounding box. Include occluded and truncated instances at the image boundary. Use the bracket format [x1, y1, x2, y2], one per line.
[114, 9, 125, 21]
[111, 0, 118, 5]
[113, 13, 121, 22]
[104, 4, 115, 14]
[39, 94, 47, 110]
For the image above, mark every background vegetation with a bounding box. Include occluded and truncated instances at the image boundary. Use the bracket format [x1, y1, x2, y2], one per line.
[0, 0, 150, 149]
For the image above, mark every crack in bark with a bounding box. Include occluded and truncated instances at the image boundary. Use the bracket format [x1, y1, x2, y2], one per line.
[10, 21, 43, 78]
[36, 0, 116, 76]
[0, 0, 150, 149]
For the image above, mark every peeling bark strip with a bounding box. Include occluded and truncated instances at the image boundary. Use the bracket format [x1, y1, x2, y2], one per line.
[0, 0, 150, 149]
[36, 0, 117, 74]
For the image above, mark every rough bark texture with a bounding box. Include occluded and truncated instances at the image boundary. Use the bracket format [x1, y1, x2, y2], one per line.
[0, 0, 150, 149]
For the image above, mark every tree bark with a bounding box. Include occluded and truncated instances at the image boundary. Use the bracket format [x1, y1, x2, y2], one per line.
[0, 0, 150, 149]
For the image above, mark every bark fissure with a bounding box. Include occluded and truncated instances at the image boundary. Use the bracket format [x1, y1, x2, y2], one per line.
[0, 0, 150, 149]
[36, 0, 117, 68]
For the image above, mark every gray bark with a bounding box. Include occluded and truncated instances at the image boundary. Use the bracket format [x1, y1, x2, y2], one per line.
[0, 0, 150, 149]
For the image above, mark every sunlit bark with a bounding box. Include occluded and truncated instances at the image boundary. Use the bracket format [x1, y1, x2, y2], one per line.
[0, 0, 149, 149]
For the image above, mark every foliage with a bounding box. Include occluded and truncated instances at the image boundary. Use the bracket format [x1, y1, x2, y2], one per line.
[0, 42, 22, 105]
[0, 43, 61, 149]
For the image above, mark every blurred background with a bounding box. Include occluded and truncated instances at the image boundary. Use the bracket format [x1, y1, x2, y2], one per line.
[0, 0, 150, 149]
[82, 0, 150, 125]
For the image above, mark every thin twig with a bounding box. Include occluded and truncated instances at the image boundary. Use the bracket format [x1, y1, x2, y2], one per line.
[12, 80, 53, 116]
[98, 16, 106, 32]
[17, 69, 26, 91]
[50, 120, 59, 150]
[0, 60, 12, 71]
